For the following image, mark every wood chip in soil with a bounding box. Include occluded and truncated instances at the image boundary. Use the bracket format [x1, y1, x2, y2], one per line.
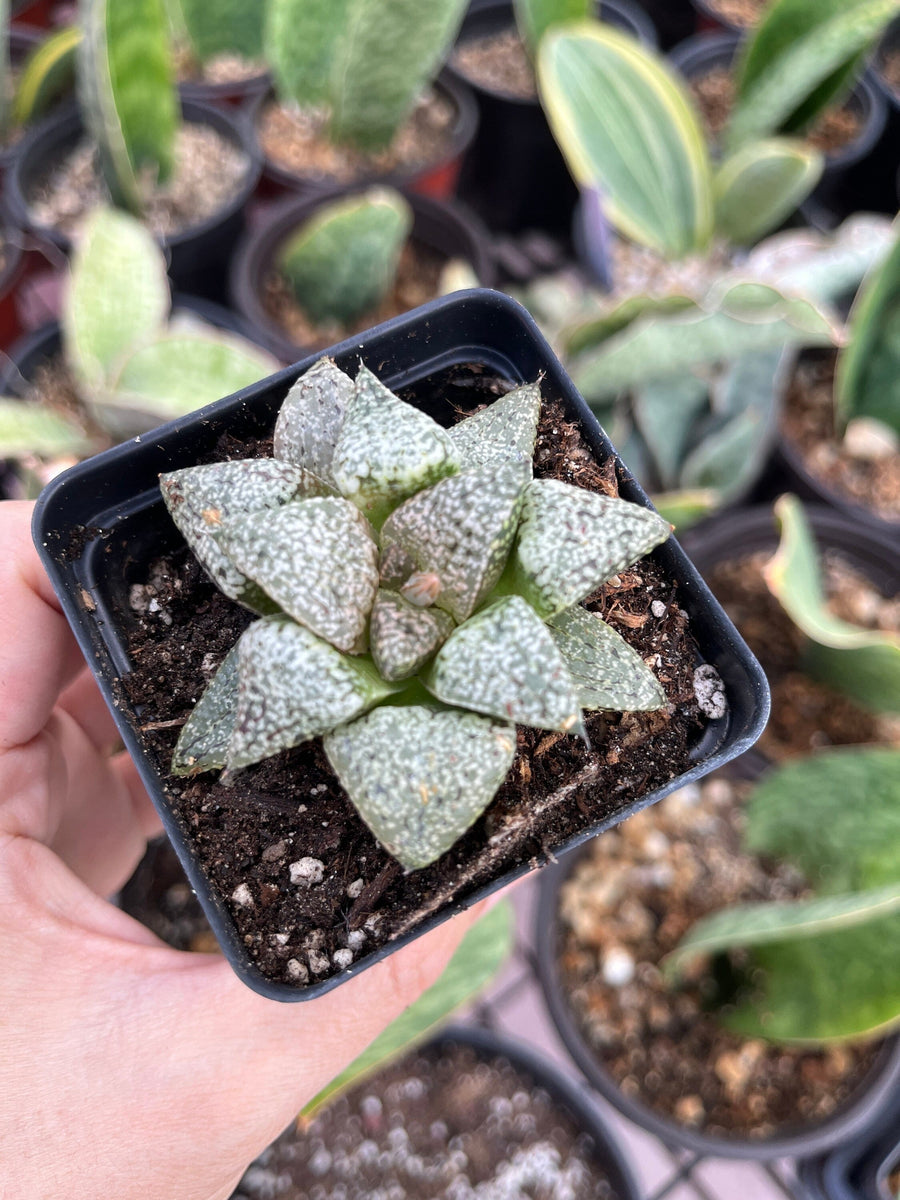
[781, 352, 900, 523]
[554, 775, 884, 1141]
[233, 1040, 624, 1199]
[119, 380, 708, 991]
[452, 27, 537, 100]
[257, 89, 456, 183]
[263, 240, 445, 352]
[27, 123, 249, 240]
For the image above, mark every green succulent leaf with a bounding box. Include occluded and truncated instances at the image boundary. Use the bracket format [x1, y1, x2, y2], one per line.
[632, 374, 709, 491]
[264, 0, 347, 106]
[63, 207, 170, 394]
[514, 0, 590, 58]
[0, 399, 92, 458]
[324, 705, 517, 870]
[171, 643, 240, 775]
[713, 138, 823, 246]
[160, 460, 327, 611]
[448, 382, 542, 472]
[763, 495, 900, 712]
[651, 488, 719, 529]
[14, 24, 80, 127]
[332, 365, 459, 528]
[302, 898, 513, 1117]
[179, 0, 264, 62]
[380, 458, 531, 624]
[426, 595, 583, 734]
[549, 605, 665, 711]
[563, 294, 698, 359]
[216, 498, 380, 654]
[228, 616, 396, 771]
[745, 746, 900, 893]
[369, 590, 455, 682]
[537, 22, 714, 258]
[513, 479, 671, 619]
[835, 220, 900, 436]
[273, 357, 354, 487]
[277, 188, 413, 327]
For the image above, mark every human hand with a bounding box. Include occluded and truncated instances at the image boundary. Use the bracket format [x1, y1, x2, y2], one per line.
[0, 500, 486, 1200]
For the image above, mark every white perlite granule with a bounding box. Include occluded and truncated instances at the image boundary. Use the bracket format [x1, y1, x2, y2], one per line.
[289, 857, 325, 887]
[693, 663, 728, 719]
[231, 883, 254, 908]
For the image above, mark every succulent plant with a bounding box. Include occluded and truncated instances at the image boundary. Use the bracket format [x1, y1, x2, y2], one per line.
[161, 357, 672, 870]
[174, 0, 265, 66]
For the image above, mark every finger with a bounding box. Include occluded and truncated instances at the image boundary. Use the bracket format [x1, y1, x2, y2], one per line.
[0, 501, 84, 751]
[58, 668, 122, 752]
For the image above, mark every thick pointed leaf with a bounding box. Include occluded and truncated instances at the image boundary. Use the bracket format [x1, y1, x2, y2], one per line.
[14, 24, 80, 127]
[228, 616, 395, 771]
[426, 595, 583, 733]
[160, 459, 325, 611]
[713, 138, 823, 246]
[63, 207, 170, 393]
[264, 0, 349, 106]
[0, 399, 92, 457]
[537, 23, 714, 258]
[369, 590, 455, 682]
[549, 605, 665, 711]
[273, 356, 354, 486]
[324, 705, 517, 869]
[302, 899, 513, 1116]
[171, 642, 240, 775]
[448, 382, 542, 471]
[764, 495, 900, 712]
[632, 374, 709, 490]
[179, 0, 264, 61]
[513, 479, 671, 619]
[332, 365, 459, 528]
[744, 746, 900, 893]
[278, 188, 413, 326]
[380, 458, 531, 624]
[217, 498, 379, 653]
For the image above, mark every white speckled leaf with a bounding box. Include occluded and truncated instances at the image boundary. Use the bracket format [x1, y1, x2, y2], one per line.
[160, 459, 329, 612]
[448, 382, 542, 470]
[514, 479, 671, 619]
[171, 643, 239, 775]
[324, 705, 517, 870]
[426, 595, 583, 734]
[227, 616, 395, 770]
[370, 589, 455, 681]
[273, 356, 354, 486]
[216, 498, 379, 653]
[549, 605, 666, 712]
[380, 458, 531, 623]
[332, 364, 459, 527]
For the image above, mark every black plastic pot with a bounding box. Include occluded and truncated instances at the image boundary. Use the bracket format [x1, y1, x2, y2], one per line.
[248, 71, 479, 202]
[33, 288, 769, 1002]
[535, 841, 900, 1161]
[5, 98, 262, 300]
[229, 186, 497, 362]
[688, 0, 750, 35]
[447, 0, 657, 235]
[177, 71, 271, 110]
[799, 1103, 900, 1199]
[669, 32, 890, 222]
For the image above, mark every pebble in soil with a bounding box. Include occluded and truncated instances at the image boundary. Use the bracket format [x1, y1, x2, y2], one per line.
[231, 1041, 623, 1199]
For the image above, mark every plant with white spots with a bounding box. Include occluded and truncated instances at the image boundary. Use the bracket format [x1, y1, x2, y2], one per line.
[160, 357, 672, 870]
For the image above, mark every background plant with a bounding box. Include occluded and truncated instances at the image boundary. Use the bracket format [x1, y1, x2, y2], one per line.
[167, 0, 266, 71]
[1, 14, 80, 139]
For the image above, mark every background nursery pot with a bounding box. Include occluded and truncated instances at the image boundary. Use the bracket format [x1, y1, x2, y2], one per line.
[535, 845, 900, 1160]
[229, 186, 497, 362]
[33, 289, 768, 1003]
[5, 97, 262, 299]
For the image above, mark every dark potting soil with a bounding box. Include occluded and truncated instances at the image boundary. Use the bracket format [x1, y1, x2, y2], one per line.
[781, 354, 900, 522]
[888, 1162, 900, 1197]
[257, 89, 456, 183]
[555, 776, 882, 1140]
[120, 379, 707, 990]
[707, 550, 900, 764]
[703, 0, 766, 27]
[452, 27, 537, 101]
[264, 241, 446, 353]
[880, 47, 900, 98]
[232, 1039, 624, 1199]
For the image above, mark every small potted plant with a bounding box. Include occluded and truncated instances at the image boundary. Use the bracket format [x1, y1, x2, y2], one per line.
[170, 0, 269, 108]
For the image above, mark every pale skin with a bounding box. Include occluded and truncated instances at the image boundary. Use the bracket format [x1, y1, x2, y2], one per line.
[0, 500, 485, 1200]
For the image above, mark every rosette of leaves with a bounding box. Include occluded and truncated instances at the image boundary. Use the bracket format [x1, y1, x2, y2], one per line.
[161, 358, 671, 870]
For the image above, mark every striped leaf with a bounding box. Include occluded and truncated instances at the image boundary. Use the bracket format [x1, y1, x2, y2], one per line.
[714, 138, 823, 246]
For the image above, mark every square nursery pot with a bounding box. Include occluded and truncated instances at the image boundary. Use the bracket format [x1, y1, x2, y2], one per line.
[33, 289, 769, 1002]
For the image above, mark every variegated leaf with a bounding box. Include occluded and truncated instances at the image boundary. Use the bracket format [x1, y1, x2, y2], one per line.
[227, 616, 395, 771]
[216, 498, 379, 653]
[171, 643, 239, 775]
[549, 605, 665, 712]
[369, 590, 455, 682]
[274, 356, 354, 486]
[380, 458, 531, 624]
[514, 479, 671, 619]
[426, 595, 583, 734]
[448, 382, 542, 471]
[332, 365, 459, 527]
[160, 460, 328, 612]
[324, 705, 517, 870]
